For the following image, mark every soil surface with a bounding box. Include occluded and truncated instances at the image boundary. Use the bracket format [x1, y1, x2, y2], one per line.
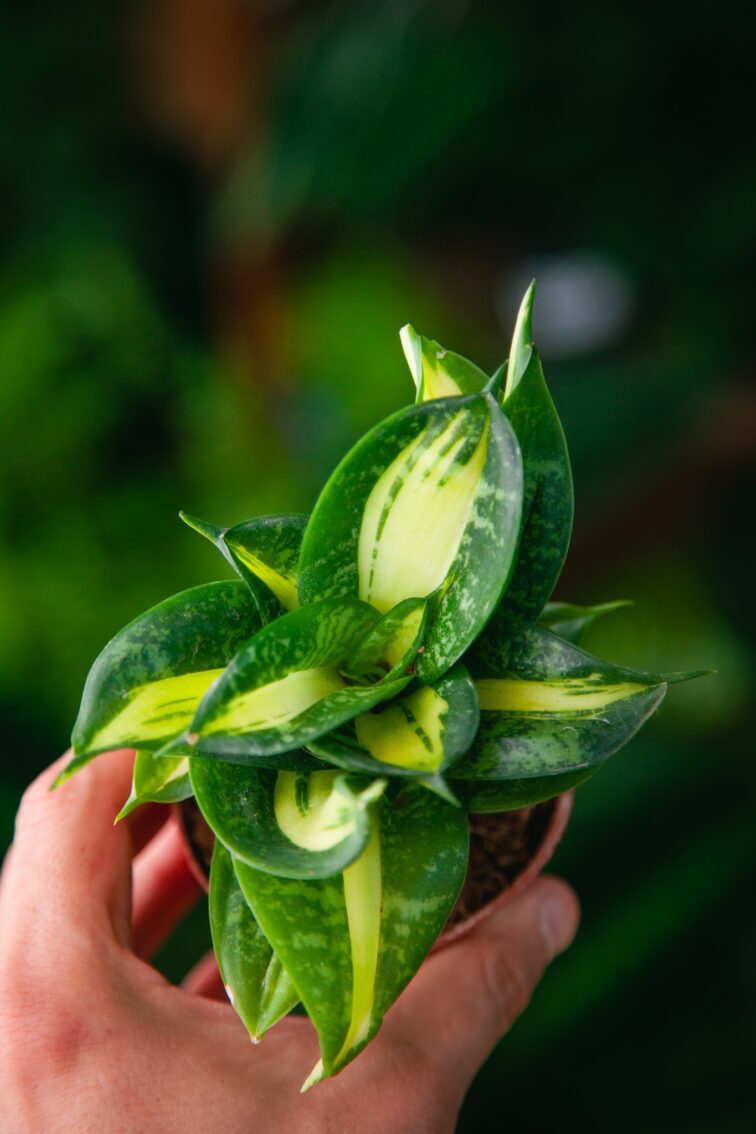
[178, 796, 557, 929]
[444, 800, 556, 930]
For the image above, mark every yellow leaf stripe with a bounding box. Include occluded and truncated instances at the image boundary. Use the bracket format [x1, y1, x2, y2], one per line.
[475, 674, 647, 714]
[226, 541, 300, 611]
[354, 685, 447, 772]
[274, 771, 359, 853]
[198, 667, 346, 737]
[400, 325, 466, 399]
[92, 668, 225, 751]
[302, 814, 383, 1090]
[358, 411, 489, 613]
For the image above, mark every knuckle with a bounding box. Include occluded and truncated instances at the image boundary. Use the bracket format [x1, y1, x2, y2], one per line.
[479, 944, 533, 1021]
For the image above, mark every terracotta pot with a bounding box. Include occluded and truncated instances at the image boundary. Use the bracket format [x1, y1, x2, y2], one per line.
[175, 790, 573, 944]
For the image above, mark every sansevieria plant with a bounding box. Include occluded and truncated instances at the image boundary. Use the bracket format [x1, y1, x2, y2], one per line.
[57, 285, 700, 1089]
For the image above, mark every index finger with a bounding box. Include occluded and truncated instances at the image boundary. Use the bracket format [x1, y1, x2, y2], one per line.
[4, 750, 137, 948]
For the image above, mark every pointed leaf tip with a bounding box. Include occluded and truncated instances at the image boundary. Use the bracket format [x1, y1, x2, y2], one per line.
[398, 325, 489, 402]
[505, 280, 537, 397]
[114, 798, 138, 823]
[301, 1059, 325, 1093]
[179, 511, 226, 545]
[399, 324, 422, 391]
[662, 668, 714, 684]
[539, 599, 633, 645]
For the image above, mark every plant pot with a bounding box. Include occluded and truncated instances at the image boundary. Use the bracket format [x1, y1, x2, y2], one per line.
[175, 790, 573, 946]
[434, 791, 573, 951]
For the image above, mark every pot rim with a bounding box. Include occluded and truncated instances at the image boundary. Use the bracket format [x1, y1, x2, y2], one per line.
[432, 789, 574, 953]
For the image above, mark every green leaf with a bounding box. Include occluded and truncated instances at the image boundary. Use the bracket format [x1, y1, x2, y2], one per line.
[539, 599, 632, 645]
[400, 324, 490, 401]
[59, 582, 261, 784]
[186, 598, 411, 761]
[311, 663, 479, 777]
[298, 393, 523, 682]
[455, 617, 691, 782]
[453, 684, 666, 784]
[210, 842, 299, 1039]
[116, 749, 192, 821]
[452, 769, 593, 811]
[492, 282, 574, 621]
[234, 785, 468, 1085]
[343, 597, 429, 682]
[455, 683, 666, 782]
[455, 616, 711, 784]
[192, 760, 385, 880]
[181, 512, 307, 623]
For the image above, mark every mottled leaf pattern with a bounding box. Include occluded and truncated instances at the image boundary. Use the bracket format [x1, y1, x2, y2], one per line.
[181, 512, 307, 623]
[455, 615, 697, 781]
[298, 393, 523, 681]
[234, 786, 468, 1085]
[311, 663, 478, 777]
[191, 760, 384, 879]
[60, 581, 261, 783]
[452, 684, 666, 780]
[186, 599, 411, 760]
[466, 612, 700, 686]
[343, 596, 429, 682]
[210, 842, 299, 1038]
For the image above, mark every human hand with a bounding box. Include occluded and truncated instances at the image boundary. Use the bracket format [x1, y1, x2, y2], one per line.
[0, 751, 579, 1134]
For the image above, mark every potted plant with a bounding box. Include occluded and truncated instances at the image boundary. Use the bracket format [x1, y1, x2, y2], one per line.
[56, 285, 699, 1090]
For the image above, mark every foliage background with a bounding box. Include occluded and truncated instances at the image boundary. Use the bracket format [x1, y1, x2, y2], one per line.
[1, 2, 753, 1128]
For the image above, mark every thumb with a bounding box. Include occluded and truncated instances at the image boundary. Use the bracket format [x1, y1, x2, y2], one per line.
[383, 876, 579, 1100]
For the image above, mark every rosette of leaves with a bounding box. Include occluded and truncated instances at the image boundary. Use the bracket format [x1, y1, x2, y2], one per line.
[59, 285, 702, 1089]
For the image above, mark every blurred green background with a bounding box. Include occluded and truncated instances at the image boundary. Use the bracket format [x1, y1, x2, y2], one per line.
[1, 1, 753, 1129]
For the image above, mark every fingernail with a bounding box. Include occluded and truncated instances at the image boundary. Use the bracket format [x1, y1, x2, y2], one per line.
[540, 895, 575, 958]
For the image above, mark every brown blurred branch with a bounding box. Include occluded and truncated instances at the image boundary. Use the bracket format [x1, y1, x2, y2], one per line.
[561, 381, 756, 589]
[133, 0, 293, 421]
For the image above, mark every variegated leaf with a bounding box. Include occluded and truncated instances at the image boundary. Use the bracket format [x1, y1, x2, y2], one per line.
[210, 842, 299, 1039]
[185, 599, 411, 761]
[192, 760, 385, 880]
[310, 663, 479, 778]
[181, 512, 307, 623]
[298, 393, 523, 683]
[116, 749, 192, 821]
[489, 283, 574, 622]
[539, 599, 631, 645]
[58, 581, 261, 784]
[400, 324, 489, 401]
[451, 684, 665, 781]
[233, 784, 468, 1086]
[343, 597, 429, 683]
[456, 617, 702, 783]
